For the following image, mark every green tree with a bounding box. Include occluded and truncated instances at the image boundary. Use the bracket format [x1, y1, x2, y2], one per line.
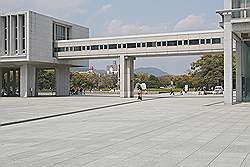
[190, 54, 236, 89]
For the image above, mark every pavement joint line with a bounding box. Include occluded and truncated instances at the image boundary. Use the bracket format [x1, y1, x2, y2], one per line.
[109, 110, 226, 167]
[240, 153, 249, 167]
[0, 100, 140, 127]
[207, 125, 250, 167]
[203, 101, 224, 107]
[175, 113, 243, 166]
[53, 110, 211, 165]
[0, 97, 165, 127]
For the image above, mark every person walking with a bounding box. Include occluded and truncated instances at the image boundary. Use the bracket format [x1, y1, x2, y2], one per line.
[137, 84, 143, 101]
[170, 89, 174, 95]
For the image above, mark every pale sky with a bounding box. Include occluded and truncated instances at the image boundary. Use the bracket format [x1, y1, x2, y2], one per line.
[1, 0, 224, 74]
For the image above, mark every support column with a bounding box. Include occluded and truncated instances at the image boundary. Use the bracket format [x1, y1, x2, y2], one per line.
[224, 14, 234, 105]
[6, 71, 10, 96]
[120, 56, 135, 98]
[12, 70, 17, 96]
[236, 41, 242, 102]
[0, 68, 2, 97]
[20, 64, 36, 97]
[56, 66, 70, 96]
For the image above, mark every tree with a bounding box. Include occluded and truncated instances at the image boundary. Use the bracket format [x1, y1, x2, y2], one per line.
[190, 54, 236, 89]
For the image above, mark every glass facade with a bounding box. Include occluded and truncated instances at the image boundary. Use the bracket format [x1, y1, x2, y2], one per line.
[53, 23, 71, 40]
[241, 43, 250, 101]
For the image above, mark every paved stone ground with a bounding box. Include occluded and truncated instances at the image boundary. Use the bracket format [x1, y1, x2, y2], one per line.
[1, 95, 250, 167]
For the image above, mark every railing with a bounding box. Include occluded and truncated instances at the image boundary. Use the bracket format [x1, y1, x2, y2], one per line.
[217, 8, 250, 19]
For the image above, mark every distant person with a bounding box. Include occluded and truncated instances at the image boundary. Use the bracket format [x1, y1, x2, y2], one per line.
[79, 87, 83, 95]
[170, 89, 174, 95]
[137, 84, 143, 101]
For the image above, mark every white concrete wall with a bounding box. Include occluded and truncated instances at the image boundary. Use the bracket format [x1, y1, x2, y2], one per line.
[28, 11, 89, 67]
[225, 0, 232, 9]
[20, 64, 36, 97]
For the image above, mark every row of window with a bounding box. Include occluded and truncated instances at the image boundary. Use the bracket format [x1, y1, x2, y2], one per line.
[54, 38, 222, 53]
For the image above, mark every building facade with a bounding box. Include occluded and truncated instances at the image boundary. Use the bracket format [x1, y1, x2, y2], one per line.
[218, 0, 250, 104]
[0, 11, 89, 97]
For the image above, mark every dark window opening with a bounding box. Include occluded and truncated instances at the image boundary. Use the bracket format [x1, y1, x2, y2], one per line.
[91, 45, 99, 50]
[147, 42, 156, 47]
[109, 44, 117, 49]
[118, 44, 122, 48]
[104, 45, 108, 49]
[123, 44, 126, 48]
[167, 41, 177, 46]
[178, 41, 183, 46]
[157, 42, 161, 47]
[87, 46, 90, 50]
[137, 43, 141, 48]
[162, 41, 166, 46]
[184, 40, 188, 45]
[206, 39, 211, 44]
[212, 38, 221, 44]
[74, 46, 82, 51]
[100, 45, 103, 50]
[200, 39, 205, 44]
[127, 43, 136, 48]
[142, 43, 146, 47]
[189, 39, 200, 45]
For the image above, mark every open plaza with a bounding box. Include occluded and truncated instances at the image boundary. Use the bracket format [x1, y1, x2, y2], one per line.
[1, 0, 250, 166]
[1, 94, 250, 166]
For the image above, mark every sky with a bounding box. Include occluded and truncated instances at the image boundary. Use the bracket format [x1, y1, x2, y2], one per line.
[0, 0, 224, 74]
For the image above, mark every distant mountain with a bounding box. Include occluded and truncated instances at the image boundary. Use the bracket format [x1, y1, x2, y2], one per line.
[135, 67, 168, 76]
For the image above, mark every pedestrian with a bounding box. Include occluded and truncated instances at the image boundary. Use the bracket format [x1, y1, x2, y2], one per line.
[170, 89, 174, 95]
[137, 84, 143, 101]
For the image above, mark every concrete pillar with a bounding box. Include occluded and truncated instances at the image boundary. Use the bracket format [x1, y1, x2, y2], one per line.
[6, 71, 10, 96]
[56, 66, 70, 96]
[236, 41, 242, 102]
[120, 56, 135, 98]
[0, 68, 2, 96]
[224, 14, 234, 105]
[12, 70, 17, 95]
[20, 64, 36, 97]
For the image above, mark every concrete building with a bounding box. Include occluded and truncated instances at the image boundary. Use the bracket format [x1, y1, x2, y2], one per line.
[1, 0, 250, 105]
[217, 0, 250, 104]
[0, 11, 89, 97]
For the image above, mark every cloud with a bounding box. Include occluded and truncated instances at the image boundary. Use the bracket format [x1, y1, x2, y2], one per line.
[102, 19, 168, 36]
[174, 15, 204, 32]
[98, 4, 112, 13]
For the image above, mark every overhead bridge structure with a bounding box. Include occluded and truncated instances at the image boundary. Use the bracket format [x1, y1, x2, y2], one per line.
[54, 30, 224, 98]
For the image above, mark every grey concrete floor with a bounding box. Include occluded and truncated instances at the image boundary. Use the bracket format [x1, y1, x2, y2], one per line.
[1, 95, 250, 167]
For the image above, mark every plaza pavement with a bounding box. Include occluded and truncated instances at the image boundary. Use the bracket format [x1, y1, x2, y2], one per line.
[1, 94, 250, 166]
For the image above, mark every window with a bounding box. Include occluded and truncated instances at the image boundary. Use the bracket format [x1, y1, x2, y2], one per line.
[157, 42, 161, 47]
[212, 38, 221, 44]
[54, 47, 65, 52]
[162, 41, 166, 46]
[82, 46, 86, 50]
[127, 43, 136, 48]
[87, 46, 90, 50]
[70, 47, 73, 51]
[206, 39, 211, 44]
[65, 47, 69, 51]
[200, 39, 205, 44]
[100, 45, 103, 50]
[104, 45, 108, 49]
[55, 24, 66, 40]
[118, 44, 122, 48]
[189, 39, 200, 45]
[137, 43, 141, 48]
[142, 43, 146, 47]
[109, 44, 117, 49]
[178, 41, 183, 46]
[184, 40, 188, 45]
[167, 41, 177, 46]
[91, 45, 99, 50]
[123, 44, 127, 48]
[147, 42, 156, 47]
[74, 46, 82, 51]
